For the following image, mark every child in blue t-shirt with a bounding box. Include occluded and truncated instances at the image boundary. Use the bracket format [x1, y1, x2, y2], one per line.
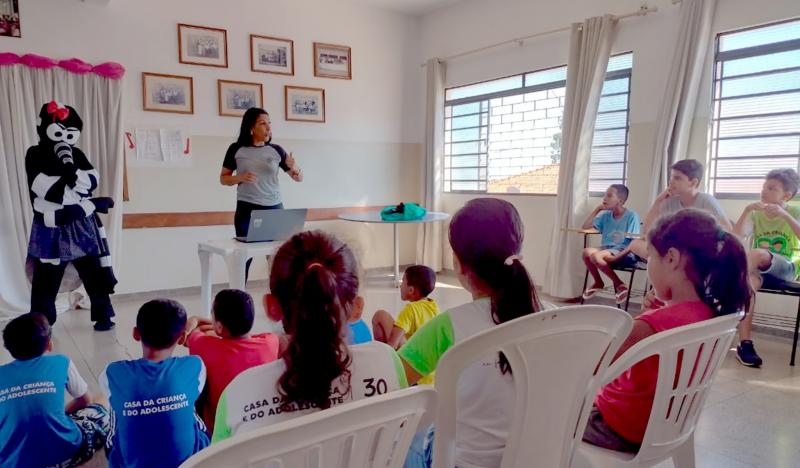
[580, 184, 640, 304]
[100, 299, 209, 468]
[0, 313, 110, 467]
[348, 318, 373, 344]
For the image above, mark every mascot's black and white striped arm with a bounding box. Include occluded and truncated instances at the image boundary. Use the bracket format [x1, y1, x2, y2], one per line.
[25, 146, 102, 227]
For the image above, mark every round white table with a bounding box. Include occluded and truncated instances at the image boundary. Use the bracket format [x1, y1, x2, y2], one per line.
[338, 211, 450, 287]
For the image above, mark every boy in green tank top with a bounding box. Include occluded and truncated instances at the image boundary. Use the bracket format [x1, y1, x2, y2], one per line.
[734, 168, 800, 368]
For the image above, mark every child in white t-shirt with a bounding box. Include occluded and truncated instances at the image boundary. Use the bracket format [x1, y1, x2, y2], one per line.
[399, 198, 544, 468]
[212, 230, 407, 442]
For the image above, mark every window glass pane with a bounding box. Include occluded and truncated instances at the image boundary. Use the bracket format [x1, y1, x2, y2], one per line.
[716, 136, 800, 158]
[446, 75, 523, 101]
[719, 91, 800, 118]
[451, 102, 481, 116]
[589, 178, 616, 194]
[606, 53, 633, 72]
[719, 19, 800, 52]
[451, 181, 481, 191]
[595, 111, 627, 130]
[451, 141, 481, 155]
[722, 50, 800, 77]
[601, 77, 630, 95]
[449, 127, 481, 142]
[450, 168, 481, 180]
[593, 128, 627, 146]
[450, 155, 482, 167]
[590, 145, 626, 163]
[598, 94, 628, 113]
[524, 66, 567, 87]
[715, 157, 798, 178]
[720, 69, 800, 98]
[589, 162, 625, 180]
[451, 114, 481, 129]
[718, 114, 800, 138]
[713, 178, 766, 194]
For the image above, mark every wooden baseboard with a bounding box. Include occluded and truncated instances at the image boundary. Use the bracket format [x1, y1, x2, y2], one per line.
[122, 205, 385, 229]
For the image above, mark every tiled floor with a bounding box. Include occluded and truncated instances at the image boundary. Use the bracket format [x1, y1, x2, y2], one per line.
[2, 273, 798, 467]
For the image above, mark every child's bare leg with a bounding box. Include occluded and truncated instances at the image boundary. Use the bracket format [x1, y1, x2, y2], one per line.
[371, 310, 395, 344]
[595, 250, 625, 290]
[739, 249, 770, 341]
[628, 238, 648, 259]
[582, 247, 603, 290]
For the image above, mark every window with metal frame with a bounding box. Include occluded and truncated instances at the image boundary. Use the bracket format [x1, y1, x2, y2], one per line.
[708, 18, 800, 198]
[443, 53, 633, 195]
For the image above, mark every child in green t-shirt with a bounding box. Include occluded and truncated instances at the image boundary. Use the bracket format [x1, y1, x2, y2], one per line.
[734, 168, 800, 368]
[372, 265, 439, 385]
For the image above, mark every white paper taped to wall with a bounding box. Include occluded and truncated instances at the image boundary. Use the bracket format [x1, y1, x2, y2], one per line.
[127, 128, 191, 166]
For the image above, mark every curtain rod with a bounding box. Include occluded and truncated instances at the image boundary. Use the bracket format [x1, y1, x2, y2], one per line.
[422, 3, 671, 67]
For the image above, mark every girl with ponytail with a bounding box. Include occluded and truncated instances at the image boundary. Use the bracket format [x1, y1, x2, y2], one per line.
[400, 198, 544, 468]
[211, 230, 408, 442]
[584, 208, 750, 452]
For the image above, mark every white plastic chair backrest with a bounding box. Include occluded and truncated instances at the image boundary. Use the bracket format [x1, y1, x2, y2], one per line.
[596, 313, 740, 465]
[432, 305, 633, 468]
[179, 386, 437, 468]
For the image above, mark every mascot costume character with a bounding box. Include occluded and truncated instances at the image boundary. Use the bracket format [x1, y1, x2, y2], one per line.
[26, 101, 117, 330]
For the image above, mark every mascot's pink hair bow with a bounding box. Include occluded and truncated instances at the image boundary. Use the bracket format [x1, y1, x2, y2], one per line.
[46, 101, 70, 122]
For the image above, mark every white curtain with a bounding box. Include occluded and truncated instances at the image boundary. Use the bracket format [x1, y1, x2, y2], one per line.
[0, 64, 124, 318]
[417, 58, 446, 271]
[649, 0, 717, 200]
[544, 15, 618, 299]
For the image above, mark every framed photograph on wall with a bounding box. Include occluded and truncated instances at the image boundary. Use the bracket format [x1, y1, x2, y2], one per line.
[285, 86, 325, 123]
[178, 23, 228, 67]
[250, 34, 294, 75]
[0, 0, 21, 37]
[218, 80, 263, 117]
[142, 72, 194, 114]
[313, 42, 351, 80]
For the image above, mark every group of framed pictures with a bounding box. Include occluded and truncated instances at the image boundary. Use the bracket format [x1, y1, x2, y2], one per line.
[142, 23, 348, 123]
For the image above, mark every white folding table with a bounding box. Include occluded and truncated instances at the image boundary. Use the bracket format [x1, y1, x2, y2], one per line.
[197, 238, 281, 317]
[338, 211, 450, 287]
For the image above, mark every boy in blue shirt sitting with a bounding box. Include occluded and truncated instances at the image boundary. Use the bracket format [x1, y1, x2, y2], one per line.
[100, 299, 209, 468]
[0, 313, 110, 467]
[580, 184, 640, 304]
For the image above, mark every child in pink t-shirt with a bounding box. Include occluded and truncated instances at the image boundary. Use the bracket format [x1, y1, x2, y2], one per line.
[184, 289, 279, 431]
[583, 209, 751, 452]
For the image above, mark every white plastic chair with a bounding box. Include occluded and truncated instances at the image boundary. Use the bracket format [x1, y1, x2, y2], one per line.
[573, 313, 741, 468]
[432, 305, 633, 468]
[179, 386, 436, 468]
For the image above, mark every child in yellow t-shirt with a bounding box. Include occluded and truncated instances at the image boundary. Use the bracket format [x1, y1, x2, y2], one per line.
[373, 265, 439, 384]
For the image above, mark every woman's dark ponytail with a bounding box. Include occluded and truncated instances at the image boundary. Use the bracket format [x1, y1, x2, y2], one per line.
[270, 231, 358, 409]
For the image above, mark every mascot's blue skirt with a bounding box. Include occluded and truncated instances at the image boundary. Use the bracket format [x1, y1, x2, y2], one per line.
[28, 216, 103, 261]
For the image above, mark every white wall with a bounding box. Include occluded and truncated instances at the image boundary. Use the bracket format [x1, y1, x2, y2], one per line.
[3, 0, 423, 143]
[1, 0, 425, 293]
[418, 0, 800, 283]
